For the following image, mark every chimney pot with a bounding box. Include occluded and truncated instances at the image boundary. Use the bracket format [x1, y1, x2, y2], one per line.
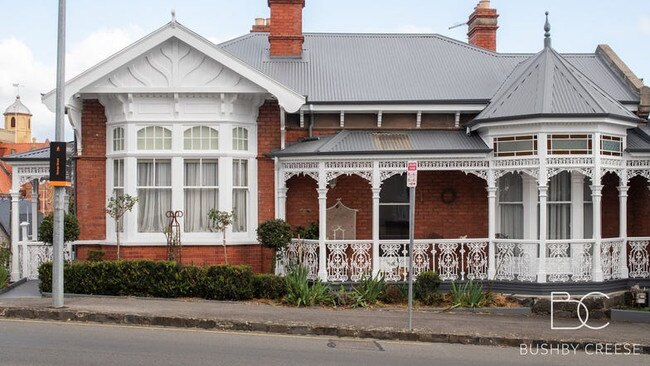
[255, 18, 266, 26]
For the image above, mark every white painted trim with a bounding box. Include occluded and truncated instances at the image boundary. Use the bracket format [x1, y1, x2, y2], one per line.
[471, 117, 638, 132]
[42, 22, 305, 114]
[301, 104, 486, 113]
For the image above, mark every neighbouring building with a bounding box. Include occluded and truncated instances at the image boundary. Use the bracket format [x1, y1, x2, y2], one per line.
[36, 0, 650, 290]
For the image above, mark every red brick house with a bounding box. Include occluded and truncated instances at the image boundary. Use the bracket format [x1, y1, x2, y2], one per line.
[41, 0, 650, 288]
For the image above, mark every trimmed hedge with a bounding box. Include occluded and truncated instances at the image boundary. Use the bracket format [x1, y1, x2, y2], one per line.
[38, 260, 283, 301]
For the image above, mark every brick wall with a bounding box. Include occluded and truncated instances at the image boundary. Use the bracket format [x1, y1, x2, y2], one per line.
[628, 176, 650, 237]
[76, 99, 107, 240]
[601, 173, 620, 238]
[467, 4, 498, 52]
[285, 171, 488, 240]
[75, 245, 270, 272]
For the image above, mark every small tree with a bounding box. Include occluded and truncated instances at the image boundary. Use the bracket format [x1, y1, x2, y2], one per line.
[208, 209, 234, 264]
[257, 219, 293, 271]
[38, 213, 80, 245]
[106, 194, 138, 260]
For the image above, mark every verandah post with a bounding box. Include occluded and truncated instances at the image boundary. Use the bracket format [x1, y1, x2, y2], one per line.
[619, 170, 629, 279]
[317, 162, 328, 281]
[371, 161, 380, 277]
[486, 169, 496, 280]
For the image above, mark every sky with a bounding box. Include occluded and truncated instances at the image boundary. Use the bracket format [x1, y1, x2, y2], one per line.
[0, 0, 648, 141]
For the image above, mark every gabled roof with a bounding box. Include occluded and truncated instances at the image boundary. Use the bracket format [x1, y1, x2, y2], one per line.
[220, 32, 640, 105]
[42, 22, 305, 113]
[270, 130, 491, 157]
[472, 45, 641, 124]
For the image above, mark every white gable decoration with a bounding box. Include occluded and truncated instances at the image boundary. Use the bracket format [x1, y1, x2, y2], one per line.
[85, 38, 266, 93]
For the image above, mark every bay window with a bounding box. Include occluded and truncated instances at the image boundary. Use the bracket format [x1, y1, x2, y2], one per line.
[113, 127, 124, 151]
[138, 126, 172, 150]
[184, 126, 219, 150]
[233, 127, 249, 151]
[547, 171, 571, 239]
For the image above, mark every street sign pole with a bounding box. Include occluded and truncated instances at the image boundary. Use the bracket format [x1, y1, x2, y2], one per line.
[406, 161, 417, 330]
[52, 0, 67, 308]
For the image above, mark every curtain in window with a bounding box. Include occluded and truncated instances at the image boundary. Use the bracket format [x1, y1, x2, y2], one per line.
[137, 160, 172, 232]
[498, 173, 523, 239]
[232, 160, 248, 232]
[184, 160, 218, 232]
[583, 178, 593, 239]
[547, 172, 571, 240]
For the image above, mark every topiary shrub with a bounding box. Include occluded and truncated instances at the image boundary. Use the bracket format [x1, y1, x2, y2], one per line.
[252, 273, 286, 300]
[415, 271, 443, 306]
[293, 222, 319, 240]
[38, 213, 80, 245]
[257, 219, 293, 255]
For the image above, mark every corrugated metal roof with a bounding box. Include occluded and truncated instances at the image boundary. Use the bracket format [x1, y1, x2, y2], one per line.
[1, 142, 74, 162]
[473, 46, 640, 123]
[627, 126, 650, 152]
[219, 33, 640, 104]
[271, 130, 490, 157]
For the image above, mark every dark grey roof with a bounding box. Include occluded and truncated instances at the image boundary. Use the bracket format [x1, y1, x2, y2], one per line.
[271, 130, 491, 157]
[219, 33, 640, 104]
[627, 126, 650, 152]
[472, 46, 640, 123]
[1, 142, 74, 162]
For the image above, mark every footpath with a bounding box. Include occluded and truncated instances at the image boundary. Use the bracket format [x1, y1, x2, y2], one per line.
[0, 282, 648, 353]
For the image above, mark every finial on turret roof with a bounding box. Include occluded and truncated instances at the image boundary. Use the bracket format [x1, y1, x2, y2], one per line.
[171, 9, 177, 27]
[544, 11, 551, 48]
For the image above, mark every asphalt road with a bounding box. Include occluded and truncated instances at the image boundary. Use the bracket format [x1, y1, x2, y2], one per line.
[0, 319, 647, 366]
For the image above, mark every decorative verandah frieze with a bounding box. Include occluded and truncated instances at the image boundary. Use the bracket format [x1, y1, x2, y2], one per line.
[276, 154, 650, 283]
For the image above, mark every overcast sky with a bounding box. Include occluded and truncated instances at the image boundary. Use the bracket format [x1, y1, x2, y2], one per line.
[1, 0, 648, 141]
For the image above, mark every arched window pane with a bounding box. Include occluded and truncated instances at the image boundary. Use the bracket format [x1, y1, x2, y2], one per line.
[184, 126, 219, 150]
[137, 126, 171, 150]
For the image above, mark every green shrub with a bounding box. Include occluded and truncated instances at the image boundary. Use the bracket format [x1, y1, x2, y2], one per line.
[284, 265, 331, 306]
[331, 285, 352, 307]
[38, 213, 80, 244]
[0, 265, 8, 288]
[380, 283, 408, 304]
[450, 280, 487, 308]
[38, 260, 260, 301]
[351, 273, 385, 308]
[257, 219, 293, 254]
[293, 223, 319, 240]
[87, 250, 105, 262]
[0, 245, 10, 270]
[252, 274, 286, 300]
[415, 271, 443, 306]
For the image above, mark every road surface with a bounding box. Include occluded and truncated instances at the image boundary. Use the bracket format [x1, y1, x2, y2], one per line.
[0, 319, 646, 365]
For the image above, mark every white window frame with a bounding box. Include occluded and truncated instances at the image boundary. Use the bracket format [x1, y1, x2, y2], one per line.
[106, 122, 258, 245]
[137, 126, 172, 150]
[184, 126, 219, 150]
[232, 127, 249, 151]
[136, 158, 173, 233]
[183, 158, 219, 233]
[113, 127, 125, 152]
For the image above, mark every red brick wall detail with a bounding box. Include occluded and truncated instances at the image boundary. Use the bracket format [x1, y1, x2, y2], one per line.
[75, 244, 271, 272]
[467, 5, 498, 52]
[268, 0, 304, 57]
[76, 99, 107, 240]
[285, 171, 488, 240]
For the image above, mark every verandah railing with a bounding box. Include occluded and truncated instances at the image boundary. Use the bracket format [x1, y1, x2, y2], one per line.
[282, 237, 646, 283]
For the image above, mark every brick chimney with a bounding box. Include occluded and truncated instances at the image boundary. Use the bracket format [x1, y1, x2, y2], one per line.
[268, 0, 305, 57]
[467, 0, 499, 52]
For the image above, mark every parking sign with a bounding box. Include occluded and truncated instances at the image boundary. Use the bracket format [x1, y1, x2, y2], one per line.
[407, 161, 417, 187]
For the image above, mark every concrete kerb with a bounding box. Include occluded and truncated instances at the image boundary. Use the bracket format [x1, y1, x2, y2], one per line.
[1, 305, 649, 354]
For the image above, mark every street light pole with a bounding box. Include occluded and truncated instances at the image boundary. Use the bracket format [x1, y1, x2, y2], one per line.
[52, 0, 66, 308]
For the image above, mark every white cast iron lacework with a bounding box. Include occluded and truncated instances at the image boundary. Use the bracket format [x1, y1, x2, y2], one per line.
[628, 239, 650, 278]
[379, 242, 406, 282]
[437, 242, 460, 281]
[327, 242, 349, 282]
[601, 239, 623, 281]
[325, 241, 373, 282]
[545, 241, 595, 282]
[349, 242, 373, 281]
[283, 239, 319, 280]
[494, 241, 537, 282]
[465, 241, 488, 280]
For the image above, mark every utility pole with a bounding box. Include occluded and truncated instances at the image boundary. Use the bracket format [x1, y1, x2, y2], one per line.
[406, 161, 417, 330]
[52, 0, 66, 308]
